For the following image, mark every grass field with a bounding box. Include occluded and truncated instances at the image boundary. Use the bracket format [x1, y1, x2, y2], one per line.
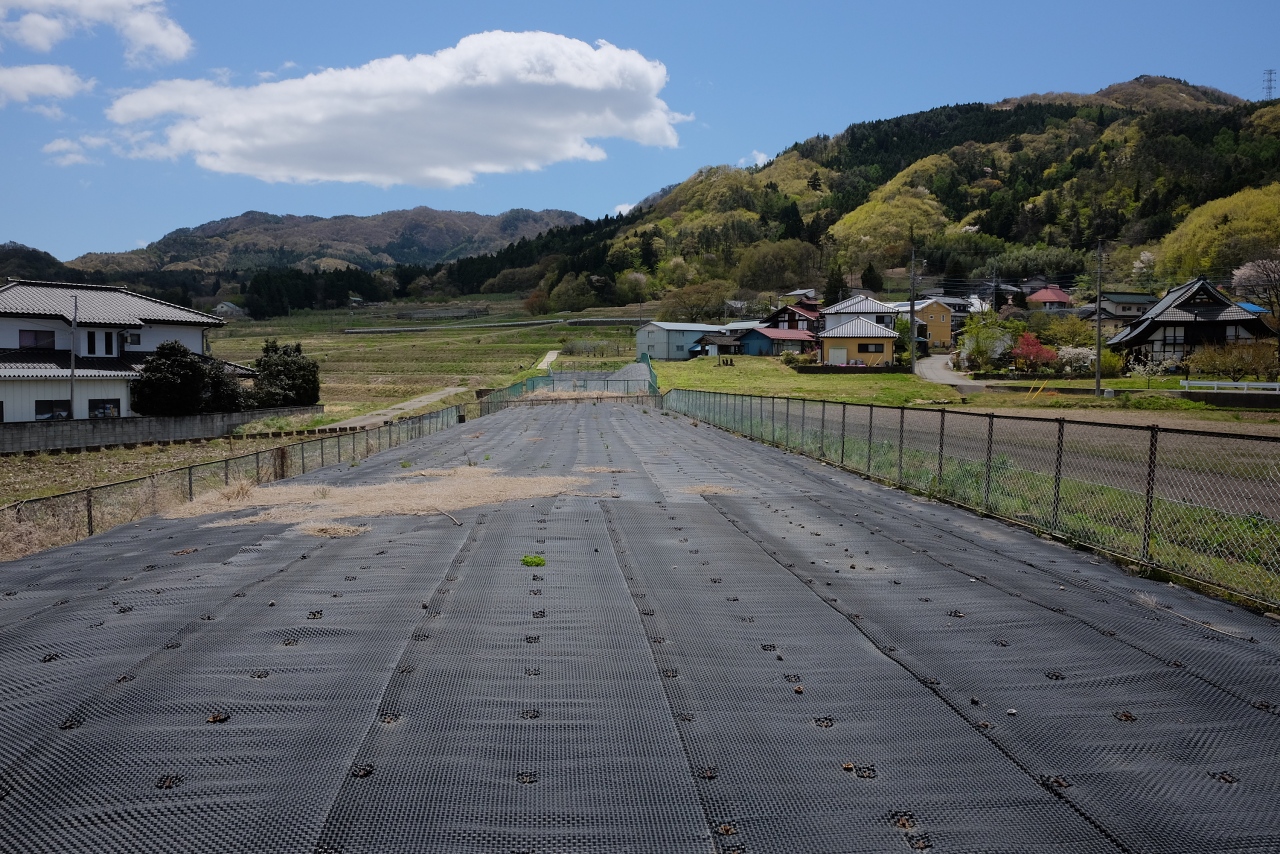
[655, 356, 960, 406]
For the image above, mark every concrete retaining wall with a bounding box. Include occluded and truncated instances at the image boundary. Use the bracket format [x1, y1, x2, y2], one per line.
[0, 406, 324, 454]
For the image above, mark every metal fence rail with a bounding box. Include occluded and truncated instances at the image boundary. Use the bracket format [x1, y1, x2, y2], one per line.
[663, 388, 1280, 609]
[1, 406, 461, 562]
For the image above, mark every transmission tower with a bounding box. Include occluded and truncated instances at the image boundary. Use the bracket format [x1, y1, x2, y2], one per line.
[1266, 69, 1277, 100]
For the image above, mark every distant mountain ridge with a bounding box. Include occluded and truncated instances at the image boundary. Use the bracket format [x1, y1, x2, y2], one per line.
[993, 74, 1244, 112]
[65, 206, 585, 275]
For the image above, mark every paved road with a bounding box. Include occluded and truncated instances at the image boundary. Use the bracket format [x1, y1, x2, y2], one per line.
[915, 353, 987, 393]
[324, 386, 468, 429]
[2, 403, 1277, 852]
[536, 349, 560, 369]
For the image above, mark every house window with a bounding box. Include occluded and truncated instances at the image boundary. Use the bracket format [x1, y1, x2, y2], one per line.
[675, 345, 684, 352]
[647, 330, 655, 338]
[858, 343, 885, 353]
[35, 400, 71, 420]
[19, 329, 55, 349]
[86, 331, 96, 355]
[0, 401, 4, 422]
[1225, 325, 1251, 342]
[104, 332, 113, 355]
[647, 345, 655, 353]
[89, 399, 120, 418]
[1163, 326, 1185, 345]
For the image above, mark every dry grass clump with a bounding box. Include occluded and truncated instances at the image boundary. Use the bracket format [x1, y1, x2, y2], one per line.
[300, 523, 367, 539]
[681, 485, 741, 495]
[165, 466, 587, 531]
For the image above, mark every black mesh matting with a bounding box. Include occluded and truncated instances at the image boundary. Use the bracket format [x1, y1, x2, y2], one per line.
[2, 401, 1277, 853]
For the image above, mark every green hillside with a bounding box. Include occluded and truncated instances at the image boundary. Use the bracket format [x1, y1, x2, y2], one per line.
[414, 76, 1280, 317]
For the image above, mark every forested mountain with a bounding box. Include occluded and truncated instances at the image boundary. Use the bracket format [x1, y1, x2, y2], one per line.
[11, 75, 1279, 320]
[65, 206, 584, 276]
[410, 75, 1280, 316]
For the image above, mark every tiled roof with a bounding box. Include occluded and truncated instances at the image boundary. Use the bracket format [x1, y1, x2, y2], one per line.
[823, 295, 897, 315]
[1108, 277, 1262, 346]
[1102, 292, 1159, 304]
[821, 318, 900, 339]
[0, 349, 255, 379]
[744, 327, 816, 341]
[1027, 287, 1073, 304]
[0, 280, 223, 327]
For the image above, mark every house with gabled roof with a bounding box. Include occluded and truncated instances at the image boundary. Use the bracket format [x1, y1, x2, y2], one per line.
[636, 321, 728, 360]
[820, 295, 898, 333]
[819, 317, 899, 366]
[737, 327, 816, 357]
[1026, 287, 1073, 310]
[762, 299, 821, 333]
[0, 280, 244, 422]
[1107, 276, 1274, 362]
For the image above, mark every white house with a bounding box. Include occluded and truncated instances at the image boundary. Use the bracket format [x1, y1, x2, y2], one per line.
[820, 295, 899, 333]
[0, 280, 232, 422]
[636, 321, 728, 360]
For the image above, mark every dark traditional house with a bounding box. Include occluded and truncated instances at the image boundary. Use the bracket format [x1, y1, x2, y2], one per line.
[762, 298, 821, 333]
[1107, 276, 1274, 362]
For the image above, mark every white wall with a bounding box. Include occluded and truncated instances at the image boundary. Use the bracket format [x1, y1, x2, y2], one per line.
[0, 317, 204, 355]
[0, 377, 132, 422]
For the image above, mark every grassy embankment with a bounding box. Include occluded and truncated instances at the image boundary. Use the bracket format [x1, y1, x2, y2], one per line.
[655, 356, 959, 407]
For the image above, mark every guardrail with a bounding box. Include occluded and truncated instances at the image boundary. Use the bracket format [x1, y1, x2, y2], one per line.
[1180, 380, 1280, 392]
[663, 388, 1280, 610]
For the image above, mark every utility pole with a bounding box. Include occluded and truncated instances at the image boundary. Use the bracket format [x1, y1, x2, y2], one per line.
[1094, 240, 1104, 397]
[909, 248, 918, 373]
[1265, 69, 1277, 100]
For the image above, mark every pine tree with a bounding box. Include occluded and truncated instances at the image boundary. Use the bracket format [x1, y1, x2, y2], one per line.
[861, 262, 884, 292]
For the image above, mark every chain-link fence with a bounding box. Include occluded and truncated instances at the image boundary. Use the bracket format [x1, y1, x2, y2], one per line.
[0, 406, 461, 562]
[663, 388, 1280, 609]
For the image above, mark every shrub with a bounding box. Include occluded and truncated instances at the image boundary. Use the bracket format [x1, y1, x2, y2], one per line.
[521, 555, 546, 567]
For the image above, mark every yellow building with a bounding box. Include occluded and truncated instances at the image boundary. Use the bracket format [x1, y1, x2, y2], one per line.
[906, 299, 953, 348]
[819, 317, 899, 366]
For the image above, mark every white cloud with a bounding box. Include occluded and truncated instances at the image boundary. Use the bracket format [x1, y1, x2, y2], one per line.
[737, 149, 768, 168]
[105, 30, 690, 187]
[27, 101, 65, 118]
[0, 62, 91, 105]
[42, 131, 107, 164]
[0, 1, 192, 64]
[613, 203, 635, 216]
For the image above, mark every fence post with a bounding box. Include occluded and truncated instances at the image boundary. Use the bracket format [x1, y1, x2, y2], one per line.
[819, 401, 826, 459]
[1050, 419, 1065, 532]
[771, 397, 777, 445]
[785, 398, 791, 449]
[983, 413, 994, 511]
[897, 407, 905, 486]
[936, 409, 947, 493]
[224, 458, 230, 485]
[188, 466, 194, 501]
[320, 438, 326, 469]
[85, 489, 94, 537]
[800, 399, 807, 454]
[1141, 426, 1159, 563]
[255, 451, 261, 484]
[301, 442, 307, 474]
[866, 405, 874, 474]
[839, 404, 847, 467]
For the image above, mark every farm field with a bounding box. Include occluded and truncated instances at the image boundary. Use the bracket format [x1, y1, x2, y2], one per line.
[2, 402, 1277, 852]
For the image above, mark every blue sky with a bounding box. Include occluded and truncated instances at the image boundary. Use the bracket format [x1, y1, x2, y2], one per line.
[1, 0, 1277, 261]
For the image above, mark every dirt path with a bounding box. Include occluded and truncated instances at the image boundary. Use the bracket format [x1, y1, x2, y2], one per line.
[536, 349, 560, 369]
[325, 386, 467, 429]
[915, 353, 987, 393]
